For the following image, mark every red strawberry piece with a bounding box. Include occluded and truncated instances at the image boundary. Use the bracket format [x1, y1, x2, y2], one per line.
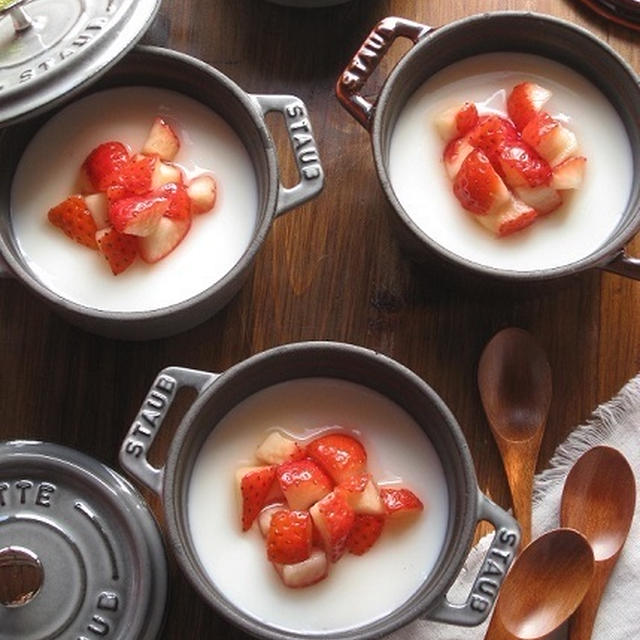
[453, 149, 511, 216]
[82, 141, 130, 192]
[267, 509, 313, 564]
[443, 136, 475, 180]
[507, 82, 552, 131]
[258, 503, 287, 537]
[467, 115, 519, 164]
[48, 195, 98, 249]
[495, 140, 552, 189]
[236, 465, 277, 532]
[380, 488, 424, 519]
[550, 156, 586, 190]
[337, 473, 384, 515]
[306, 432, 367, 484]
[95, 227, 138, 275]
[108, 194, 169, 237]
[346, 514, 385, 555]
[494, 197, 538, 237]
[515, 185, 562, 216]
[273, 549, 328, 589]
[153, 182, 191, 220]
[522, 112, 579, 167]
[138, 215, 191, 264]
[151, 160, 184, 189]
[276, 459, 333, 510]
[142, 116, 180, 161]
[115, 154, 156, 196]
[256, 432, 305, 465]
[455, 102, 479, 137]
[309, 490, 355, 562]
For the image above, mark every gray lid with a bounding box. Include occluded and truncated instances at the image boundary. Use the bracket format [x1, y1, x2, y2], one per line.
[0, 440, 167, 640]
[0, 0, 162, 127]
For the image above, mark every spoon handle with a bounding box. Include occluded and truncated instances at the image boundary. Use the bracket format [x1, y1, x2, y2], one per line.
[568, 559, 616, 640]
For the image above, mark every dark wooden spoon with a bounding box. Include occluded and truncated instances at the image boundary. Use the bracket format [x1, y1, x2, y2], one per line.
[561, 446, 636, 640]
[478, 328, 552, 546]
[485, 528, 594, 640]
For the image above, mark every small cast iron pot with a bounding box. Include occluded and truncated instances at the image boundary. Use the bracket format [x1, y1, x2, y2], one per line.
[336, 12, 640, 284]
[0, 46, 324, 339]
[119, 341, 520, 639]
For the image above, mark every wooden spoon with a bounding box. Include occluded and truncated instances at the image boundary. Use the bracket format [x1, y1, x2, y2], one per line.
[478, 328, 552, 546]
[485, 528, 594, 640]
[560, 446, 636, 640]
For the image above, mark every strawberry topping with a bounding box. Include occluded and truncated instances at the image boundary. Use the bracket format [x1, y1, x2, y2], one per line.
[346, 514, 385, 555]
[48, 195, 98, 249]
[82, 142, 130, 192]
[306, 433, 367, 484]
[95, 227, 138, 275]
[267, 510, 313, 564]
[239, 466, 277, 531]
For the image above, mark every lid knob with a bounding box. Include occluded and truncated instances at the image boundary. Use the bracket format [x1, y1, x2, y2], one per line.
[0, 0, 34, 32]
[0, 546, 43, 607]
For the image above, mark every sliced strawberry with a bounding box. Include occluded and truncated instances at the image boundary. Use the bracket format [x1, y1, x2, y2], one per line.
[267, 509, 313, 564]
[522, 112, 578, 167]
[306, 433, 367, 484]
[507, 82, 552, 131]
[95, 227, 138, 275]
[256, 432, 305, 465]
[48, 195, 98, 249]
[309, 490, 355, 562]
[467, 115, 519, 165]
[153, 182, 191, 220]
[453, 149, 511, 216]
[236, 465, 277, 532]
[474, 196, 538, 237]
[276, 459, 332, 511]
[84, 193, 110, 230]
[515, 185, 562, 215]
[116, 154, 156, 196]
[443, 136, 475, 180]
[108, 194, 169, 237]
[380, 487, 424, 519]
[495, 140, 552, 188]
[550, 156, 586, 190]
[434, 102, 479, 142]
[187, 175, 217, 214]
[138, 215, 191, 263]
[82, 141, 130, 192]
[273, 548, 328, 588]
[346, 514, 385, 555]
[337, 473, 384, 515]
[151, 160, 184, 189]
[258, 503, 287, 537]
[142, 116, 180, 161]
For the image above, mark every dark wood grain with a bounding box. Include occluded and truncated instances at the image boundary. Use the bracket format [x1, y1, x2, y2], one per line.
[0, 1, 638, 638]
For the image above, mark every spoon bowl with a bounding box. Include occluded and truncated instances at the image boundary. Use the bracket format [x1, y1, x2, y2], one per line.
[485, 528, 595, 640]
[560, 446, 636, 639]
[478, 328, 552, 546]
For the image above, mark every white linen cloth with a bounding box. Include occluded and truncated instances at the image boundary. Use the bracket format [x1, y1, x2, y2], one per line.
[387, 373, 640, 640]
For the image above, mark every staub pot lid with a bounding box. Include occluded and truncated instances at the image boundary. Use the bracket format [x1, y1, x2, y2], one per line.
[0, 440, 167, 640]
[0, 0, 162, 127]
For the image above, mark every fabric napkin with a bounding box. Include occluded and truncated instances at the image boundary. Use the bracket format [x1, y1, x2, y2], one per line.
[387, 373, 640, 640]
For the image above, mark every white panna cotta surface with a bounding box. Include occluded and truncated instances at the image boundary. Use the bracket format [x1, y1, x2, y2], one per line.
[389, 53, 633, 272]
[11, 86, 258, 312]
[188, 378, 450, 634]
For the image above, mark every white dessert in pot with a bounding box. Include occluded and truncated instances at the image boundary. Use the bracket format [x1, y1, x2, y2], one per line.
[10, 86, 258, 312]
[389, 52, 633, 272]
[188, 378, 449, 634]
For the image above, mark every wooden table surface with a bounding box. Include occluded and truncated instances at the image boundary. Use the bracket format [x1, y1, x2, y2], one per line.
[1, 0, 638, 638]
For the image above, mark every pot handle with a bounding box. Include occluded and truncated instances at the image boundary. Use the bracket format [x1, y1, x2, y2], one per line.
[0, 255, 10, 278]
[336, 16, 432, 130]
[425, 492, 521, 626]
[602, 248, 640, 280]
[250, 94, 324, 217]
[119, 366, 219, 495]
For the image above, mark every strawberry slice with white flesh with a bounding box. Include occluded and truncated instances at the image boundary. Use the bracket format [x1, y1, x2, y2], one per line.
[273, 549, 328, 588]
[187, 175, 217, 214]
[507, 82, 553, 131]
[379, 487, 424, 519]
[236, 465, 277, 532]
[276, 459, 332, 510]
[84, 193, 110, 230]
[477, 196, 538, 237]
[256, 432, 304, 465]
[434, 102, 479, 142]
[306, 432, 367, 484]
[108, 195, 169, 237]
[515, 185, 562, 215]
[142, 116, 180, 161]
[522, 112, 579, 167]
[150, 160, 184, 189]
[443, 136, 475, 180]
[337, 473, 384, 515]
[138, 215, 191, 264]
[309, 490, 355, 563]
[550, 156, 586, 190]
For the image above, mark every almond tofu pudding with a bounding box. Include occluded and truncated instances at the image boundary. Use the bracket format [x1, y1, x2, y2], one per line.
[389, 52, 633, 272]
[187, 378, 449, 634]
[10, 86, 258, 312]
